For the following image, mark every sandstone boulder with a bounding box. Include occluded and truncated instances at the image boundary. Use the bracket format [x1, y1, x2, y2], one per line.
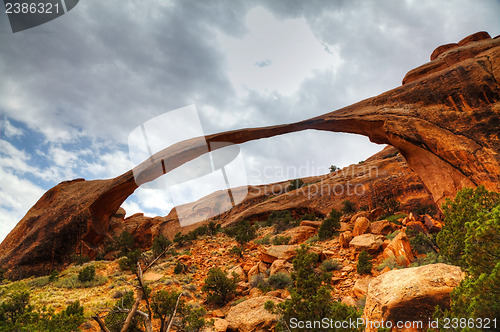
[299, 220, 322, 228]
[382, 231, 414, 266]
[339, 222, 352, 232]
[279, 226, 317, 244]
[270, 259, 293, 275]
[203, 318, 228, 332]
[352, 276, 373, 298]
[247, 265, 260, 280]
[368, 219, 392, 235]
[363, 264, 464, 332]
[406, 220, 427, 234]
[349, 234, 385, 254]
[352, 217, 370, 237]
[350, 211, 371, 223]
[341, 296, 358, 307]
[225, 296, 283, 332]
[227, 265, 247, 282]
[423, 214, 443, 233]
[339, 231, 353, 248]
[368, 208, 385, 221]
[259, 245, 298, 263]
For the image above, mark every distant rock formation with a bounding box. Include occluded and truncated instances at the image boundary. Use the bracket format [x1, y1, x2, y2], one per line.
[1, 32, 499, 280]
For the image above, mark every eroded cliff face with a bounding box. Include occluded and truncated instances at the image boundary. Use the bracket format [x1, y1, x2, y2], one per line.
[1, 32, 499, 279]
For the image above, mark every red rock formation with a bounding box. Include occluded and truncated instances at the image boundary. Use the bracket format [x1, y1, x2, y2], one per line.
[1, 32, 499, 279]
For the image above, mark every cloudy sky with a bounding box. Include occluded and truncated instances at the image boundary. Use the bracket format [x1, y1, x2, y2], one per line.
[1, 0, 499, 241]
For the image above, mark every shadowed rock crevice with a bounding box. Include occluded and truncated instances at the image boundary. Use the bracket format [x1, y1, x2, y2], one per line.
[1, 32, 499, 280]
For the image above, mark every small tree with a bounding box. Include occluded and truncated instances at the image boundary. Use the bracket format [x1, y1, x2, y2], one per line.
[104, 291, 143, 332]
[318, 208, 342, 240]
[208, 221, 221, 237]
[202, 267, 237, 306]
[288, 178, 304, 191]
[357, 250, 372, 274]
[329, 165, 339, 173]
[341, 199, 356, 214]
[78, 265, 96, 282]
[152, 234, 171, 257]
[434, 186, 500, 322]
[118, 249, 142, 272]
[115, 231, 136, 257]
[151, 289, 183, 332]
[269, 245, 361, 331]
[49, 270, 59, 283]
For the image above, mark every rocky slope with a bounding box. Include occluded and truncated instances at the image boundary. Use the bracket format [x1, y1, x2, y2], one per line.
[1, 31, 499, 279]
[0, 209, 460, 332]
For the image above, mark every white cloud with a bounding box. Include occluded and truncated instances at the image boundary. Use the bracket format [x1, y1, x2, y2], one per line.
[2, 119, 24, 138]
[0, 170, 45, 242]
[83, 149, 134, 179]
[218, 6, 342, 96]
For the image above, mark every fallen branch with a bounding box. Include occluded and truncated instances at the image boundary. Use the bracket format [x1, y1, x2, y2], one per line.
[165, 292, 183, 332]
[92, 314, 111, 332]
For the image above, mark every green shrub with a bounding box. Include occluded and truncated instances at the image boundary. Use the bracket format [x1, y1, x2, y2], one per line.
[384, 213, 407, 224]
[382, 150, 399, 159]
[356, 251, 372, 274]
[434, 186, 500, 321]
[174, 262, 186, 274]
[152, 234, 172, 257]
[249, 274, 269, 291]
[173, 232, 187, 247]
[234, 220, 256, 246]
[179, 305, 206, 332]
[254, 235, 271, 245]
[265, 210, 299, 234]
[54, 273, 107, 289]
[407, 228, 437, 254]
[413, 203, 437, 216]
[288, 178, 304, 191]
[321, 259, 341, 272]
[118, 249, 142, 272]
[304, 234, 319, 244]
[228, 246, 243, 257]
[386, 229, 400, 240]
[114, 231, 136, 257]
[300, 212, 319, 221]
[410, 251, 447, 267]
[151, 289, 183, 332]
[378, 198, 401, 217]
[95, 251, 106, 261]
[29, 276, 51, 287]
[78, 265, 95, 282]
[376, 256, 405, 271]
[272, 235, 291, 245]
[49, 270, 59, 283]
[202, 267, 237, 306]
[341, 200, 356, 214]
[318, 208, 342, 240]
[71, 254, 90, 265]
[269, 245, 362, 331]
[0, 290, 84, 331]
[105, 291, 142, 332]
[208, 221, 221, 236]
[268, 273, 292, 289]
[329, 165, 339, 172]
